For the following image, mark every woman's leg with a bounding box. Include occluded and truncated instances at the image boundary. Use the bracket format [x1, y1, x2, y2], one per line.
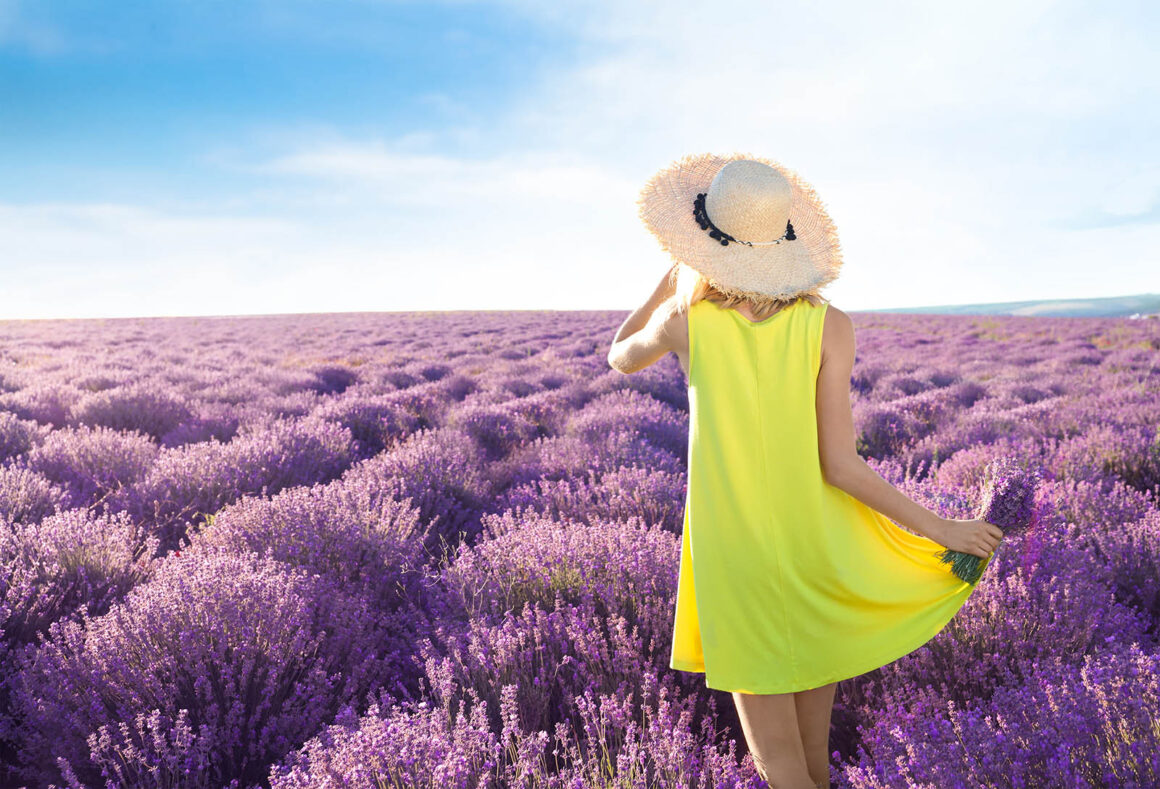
[793, 681, 838, 789]
[731, 691, 818, 788]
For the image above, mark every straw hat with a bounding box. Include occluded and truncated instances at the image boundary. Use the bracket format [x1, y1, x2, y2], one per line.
[637, 152, 843, 302]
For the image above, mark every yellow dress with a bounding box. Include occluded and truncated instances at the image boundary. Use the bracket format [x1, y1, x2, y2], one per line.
[669, 297, 990, 694]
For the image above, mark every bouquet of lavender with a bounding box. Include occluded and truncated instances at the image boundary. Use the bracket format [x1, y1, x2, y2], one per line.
[937, 455, 1041, 584]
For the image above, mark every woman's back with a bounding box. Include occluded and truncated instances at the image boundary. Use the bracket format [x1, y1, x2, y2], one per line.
[669, 296, 989, 694]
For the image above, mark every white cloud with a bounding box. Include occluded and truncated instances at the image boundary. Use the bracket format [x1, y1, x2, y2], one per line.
[1099, 165, 1160, 218]
[0, 0, 68, 55]
[254, 146, 637, 207]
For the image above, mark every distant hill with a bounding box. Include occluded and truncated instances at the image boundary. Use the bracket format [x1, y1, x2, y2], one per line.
[863, 293, 1160, 318]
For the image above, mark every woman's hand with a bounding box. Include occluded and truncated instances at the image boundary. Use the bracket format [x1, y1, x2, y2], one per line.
[656, 263, 679, 294]
[934, 517, 1005, 559]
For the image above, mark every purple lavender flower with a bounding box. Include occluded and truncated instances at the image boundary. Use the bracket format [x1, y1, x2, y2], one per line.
[978, 456, 1041, 533]
[937, 455, 1041, 584]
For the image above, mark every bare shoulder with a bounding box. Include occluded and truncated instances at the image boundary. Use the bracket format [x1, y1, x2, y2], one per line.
[821, 303, 855, 363]
[823, 304, 854, 332]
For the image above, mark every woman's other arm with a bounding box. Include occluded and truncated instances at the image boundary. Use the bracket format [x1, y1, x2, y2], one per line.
[814, 306, 950, 544]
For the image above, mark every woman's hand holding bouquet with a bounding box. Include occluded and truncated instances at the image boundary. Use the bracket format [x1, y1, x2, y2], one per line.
[935, 456, 1042, 584]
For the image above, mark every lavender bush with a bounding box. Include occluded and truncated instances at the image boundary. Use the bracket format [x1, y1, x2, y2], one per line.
[158, 401, 241, 448]
[0, 465, 69, 525]
[1078, 509, 1160, 628]
[565, 389, 689, 461]
[269, 669, 763, 788]
[106, 414, 356, 553]
[0, 411, 48, 464]
[0, 508, 157, 650]
[443, 512, 679, 655]
[24, 423, 158, 510]
[491, 465, 688, 534]
[312, 392, 422, 458]
[338, 425, 493, 559]
[840, 641, 1160, 788]
[6, 548, 397, 787]
[69, 383, 195, 442]
[188, 478, 441, 697]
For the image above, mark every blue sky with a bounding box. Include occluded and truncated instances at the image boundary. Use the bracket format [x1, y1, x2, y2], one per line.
[0, 0, 1156, 319]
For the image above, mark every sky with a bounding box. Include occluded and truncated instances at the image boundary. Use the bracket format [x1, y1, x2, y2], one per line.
[0, 0, 1156, 320]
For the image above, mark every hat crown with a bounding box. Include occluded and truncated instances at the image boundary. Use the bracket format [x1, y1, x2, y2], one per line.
[706, 160, 792, 244]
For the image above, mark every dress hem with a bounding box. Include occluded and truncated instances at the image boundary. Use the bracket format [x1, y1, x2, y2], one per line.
[669, 574, 980, 694]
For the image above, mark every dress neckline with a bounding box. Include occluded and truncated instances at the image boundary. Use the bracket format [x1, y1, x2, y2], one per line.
[714, 298, 800, 327]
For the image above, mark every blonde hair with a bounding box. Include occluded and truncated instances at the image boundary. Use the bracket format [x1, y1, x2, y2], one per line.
[658, 262, 829, 323]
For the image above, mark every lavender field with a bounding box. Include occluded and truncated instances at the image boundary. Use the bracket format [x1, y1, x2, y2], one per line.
[0, 308, 1158, 788]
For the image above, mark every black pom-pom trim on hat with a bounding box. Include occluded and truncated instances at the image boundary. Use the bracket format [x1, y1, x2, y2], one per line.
[693, 192, 796, 247]
[693, 192, 736, 245]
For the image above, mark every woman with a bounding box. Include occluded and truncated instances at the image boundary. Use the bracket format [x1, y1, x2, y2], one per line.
[607, 154, 1003, 789]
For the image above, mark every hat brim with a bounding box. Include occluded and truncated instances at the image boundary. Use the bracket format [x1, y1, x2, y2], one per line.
[637, 151, 843, 300]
